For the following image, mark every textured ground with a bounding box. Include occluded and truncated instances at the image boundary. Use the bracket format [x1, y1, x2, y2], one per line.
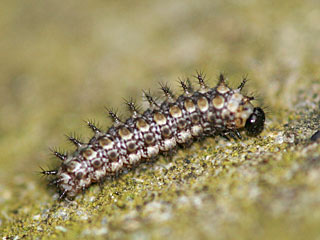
[0, 0, 320, 239]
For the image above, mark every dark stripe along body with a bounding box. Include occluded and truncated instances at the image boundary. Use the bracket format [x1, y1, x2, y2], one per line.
[43, 73, 265, 199]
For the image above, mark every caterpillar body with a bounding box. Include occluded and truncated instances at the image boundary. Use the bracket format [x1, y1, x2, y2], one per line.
[42, 73, 265, 200]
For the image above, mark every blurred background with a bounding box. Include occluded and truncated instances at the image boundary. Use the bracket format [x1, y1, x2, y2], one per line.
[1, 0, 319, 177]
[0, 0, 319, 238]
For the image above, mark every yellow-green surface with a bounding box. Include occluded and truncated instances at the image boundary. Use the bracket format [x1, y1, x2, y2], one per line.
[1, 0, 320, 239]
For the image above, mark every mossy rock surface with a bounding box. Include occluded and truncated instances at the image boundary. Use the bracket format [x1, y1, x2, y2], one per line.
[1, 0, 320, 239]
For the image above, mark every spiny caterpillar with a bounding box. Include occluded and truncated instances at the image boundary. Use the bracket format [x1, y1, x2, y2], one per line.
[42, 72, 265, 200]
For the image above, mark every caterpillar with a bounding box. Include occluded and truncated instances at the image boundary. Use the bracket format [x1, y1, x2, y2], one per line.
[42, 72, 265, 200]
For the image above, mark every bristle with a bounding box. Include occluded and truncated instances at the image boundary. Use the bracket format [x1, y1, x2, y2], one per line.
[218, 73, 226, 85]
[244, 96, 255, 102]
[195, 70, 209, 90]
[50, 148, 67, 161]
[159, 82, 175, 100]
[186, 78, 194, 93]
[105, 107, 122, 124]
[124, 98, 140, 116]
[86, 120, 102, 134]
[59, 189, 68, 200]
[143, 90, 159, 108]
[178, 78, 188, 93]
[237, 75, 248, 91]
[66, 134, 83, 147]
[178, 77, 193, 95]
[40, 167, 58, 176]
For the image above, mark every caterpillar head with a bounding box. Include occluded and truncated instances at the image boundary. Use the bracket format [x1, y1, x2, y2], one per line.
[245, 107, 265, 136]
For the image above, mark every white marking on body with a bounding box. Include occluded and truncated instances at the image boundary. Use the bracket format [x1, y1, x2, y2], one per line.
[61, 173, 71, 184]
[79, 178, 91, 188]
[92, 168, 106, 181]
[184, 99, 196, 113]
[128, 152, 141, 164]
[236, 103, 254, 121]
[61, 184, 72, 191]
[197, 97, 209, 112]
[147, 146, 159, 157]
[227, 101, 239, 113]
[217, 85, 229, 94]
[136, 119, 149, 132]
[84, 149, 97, 160]
[99, 137, 114, 150]
[212, 95, 225, 109]
[177, 130, 192, 143]
[163, 138, 176, 151]
[221, 109, 230, 119]
[111, 162, 122, 172]
[68, 161, 82, 173]
[191, 125, 203, 136]
[119, 127, 133, 140]
[170, 105, 182, 118]
[154, 113, 167, 125]
[227, 93, 243, 113]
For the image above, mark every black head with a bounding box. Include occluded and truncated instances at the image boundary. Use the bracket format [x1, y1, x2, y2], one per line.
[245, 107, 265, 136]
